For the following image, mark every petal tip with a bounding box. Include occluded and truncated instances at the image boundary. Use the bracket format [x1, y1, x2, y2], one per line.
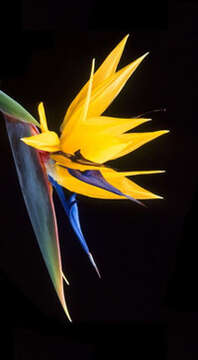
[124, 33, 130, 41]
[160, 130, 170, 137]
[119, 34, 130, 46]
[89, 252, 101, 279]
[38, 101, 43, 109]
[20, 136, 28, 144]
[141, 52, 150, 60]
[156, 195, 164, 199]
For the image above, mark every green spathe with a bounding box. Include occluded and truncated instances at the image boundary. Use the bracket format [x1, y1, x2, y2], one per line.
[0, 90, 40, 127]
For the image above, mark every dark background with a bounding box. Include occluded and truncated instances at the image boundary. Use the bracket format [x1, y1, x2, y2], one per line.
[0, 0, 197, 359]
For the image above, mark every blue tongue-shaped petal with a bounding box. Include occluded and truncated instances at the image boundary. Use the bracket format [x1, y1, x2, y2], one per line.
[48, 175, 101, 278]
[67, 168, 144, 207]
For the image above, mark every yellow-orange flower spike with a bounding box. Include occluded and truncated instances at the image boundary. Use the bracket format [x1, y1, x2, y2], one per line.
[21, 35, 169, 202]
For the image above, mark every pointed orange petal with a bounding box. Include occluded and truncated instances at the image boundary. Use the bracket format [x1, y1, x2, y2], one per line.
[61, 34, 129, 131]
[110, 130, 170, 160]
[21, 131, 60, 152]
[62, 52, 149, 142]
[100, 168, 163, 199]
[38, 102, 48, 132]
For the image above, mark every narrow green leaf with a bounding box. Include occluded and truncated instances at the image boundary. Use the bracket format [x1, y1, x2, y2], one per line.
[0, 90, 40, 127]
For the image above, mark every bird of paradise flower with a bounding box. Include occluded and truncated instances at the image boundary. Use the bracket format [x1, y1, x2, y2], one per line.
[0, 35, 169, 322]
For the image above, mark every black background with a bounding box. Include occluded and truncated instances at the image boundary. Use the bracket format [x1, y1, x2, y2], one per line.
[0, 1, 197, 359]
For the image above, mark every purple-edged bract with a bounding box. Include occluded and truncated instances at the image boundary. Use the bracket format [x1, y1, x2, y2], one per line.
[0, 35, 169, 321]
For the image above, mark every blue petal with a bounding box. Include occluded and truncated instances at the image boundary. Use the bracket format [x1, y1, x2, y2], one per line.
[48, 175, 101, 277]
[67, 168, 144, 207]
